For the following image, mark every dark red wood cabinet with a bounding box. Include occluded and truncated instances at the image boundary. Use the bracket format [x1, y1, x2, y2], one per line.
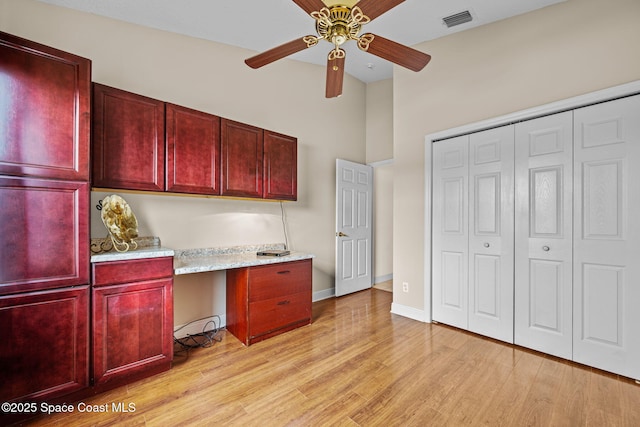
[0, 31, 90, 181]
[0, 32, 91, 416]
[0, 286, 90, 402]
[166, 103, 221, 195]
[226, 259, 312, 346]
[221, 119, 264, 198]
[0, 176, 89, 295]
[92, 83, 165, 191]
[91, 257, 174, 389]
[91, 84, 297, 200]
[263, 130, 298, 201]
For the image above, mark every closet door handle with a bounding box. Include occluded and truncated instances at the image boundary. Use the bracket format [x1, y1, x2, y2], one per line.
[542, 246, 550, 251]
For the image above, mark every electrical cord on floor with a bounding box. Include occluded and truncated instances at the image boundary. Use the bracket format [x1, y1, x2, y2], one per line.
[173, 315, 224, 355]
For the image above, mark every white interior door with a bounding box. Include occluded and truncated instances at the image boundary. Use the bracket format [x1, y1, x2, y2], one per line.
[572, 94, 640, 380]
[514, 111, 574, 360]
[432, 135, 469, 329]
[468, 126, 515, 343]
[335, 159, 373, 297]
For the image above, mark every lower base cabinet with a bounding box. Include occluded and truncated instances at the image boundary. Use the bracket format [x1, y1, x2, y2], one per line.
[0, 286, 89, 401]
[226, 259, 312, 346]
[91, 257, 174, 389]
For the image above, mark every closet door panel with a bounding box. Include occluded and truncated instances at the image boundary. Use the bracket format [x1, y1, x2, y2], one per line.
[468, 126, 514, 343]
[514, 111, 573, 359]
[573, 94, 640, 380]
[432, 136, 468, 329]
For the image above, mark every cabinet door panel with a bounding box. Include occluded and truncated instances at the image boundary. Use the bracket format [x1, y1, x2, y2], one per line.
[0, 286, 89, 401]
[221, 119, 263, 198]
[573, 94, 640, 379]
[0, 176, 89, 295]
[92, 278, 173, 385]
[0, 31, 90, 181]
[166, 104, 221, 195]
[92, 83, 165, 191]
[514, 111, 573, 359]
[263, 131, 297, 200]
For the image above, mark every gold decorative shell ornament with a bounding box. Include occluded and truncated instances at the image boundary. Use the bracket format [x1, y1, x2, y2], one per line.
[101, 195, 139, 252]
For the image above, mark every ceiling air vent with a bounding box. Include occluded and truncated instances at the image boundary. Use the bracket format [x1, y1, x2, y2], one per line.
[443, 10, 473, 28]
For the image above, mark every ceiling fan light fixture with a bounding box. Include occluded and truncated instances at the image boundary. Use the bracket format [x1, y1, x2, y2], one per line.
[247, 0, 433, 98]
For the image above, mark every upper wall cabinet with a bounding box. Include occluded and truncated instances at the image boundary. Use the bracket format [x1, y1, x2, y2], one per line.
[166, 103, 221, 195]
[0, 31, 91, 181]
[221, 119, 264, 198]
[264, 131, 297, 201]
[92, 83, 165, 191]
[91, 84, 298, 200]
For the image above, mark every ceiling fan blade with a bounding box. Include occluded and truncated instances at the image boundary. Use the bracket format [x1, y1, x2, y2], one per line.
[245, 37, 317, 69]
[326, 53, 345, 98]
[359, 33, 431, 72]
[292, 0, 326, 15]
[355, 0, 405, 21]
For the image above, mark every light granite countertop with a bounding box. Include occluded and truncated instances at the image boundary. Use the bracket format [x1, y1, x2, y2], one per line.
[90, 236, 174, 263]
[173, 243, 314, 275]
[91, 239, 314, 274]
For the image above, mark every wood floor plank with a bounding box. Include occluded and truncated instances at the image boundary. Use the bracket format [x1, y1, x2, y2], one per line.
[20, 289, 640, 427]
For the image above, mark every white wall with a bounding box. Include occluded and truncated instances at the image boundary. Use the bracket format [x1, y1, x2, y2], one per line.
[1, 0, 367, 326]
[391, 0, 640, 319]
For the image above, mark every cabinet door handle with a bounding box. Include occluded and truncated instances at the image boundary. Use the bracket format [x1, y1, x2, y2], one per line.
[277, 300, 290, 305]
[543, 246, 550, 251]
[277, 270, 291, 275]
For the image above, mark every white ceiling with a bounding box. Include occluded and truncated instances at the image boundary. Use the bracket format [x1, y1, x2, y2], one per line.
[36, 0, 565, 83]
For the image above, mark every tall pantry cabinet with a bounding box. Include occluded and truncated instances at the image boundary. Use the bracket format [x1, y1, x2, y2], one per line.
[0, 31, 91, 403]
[432, 93, 640, 380]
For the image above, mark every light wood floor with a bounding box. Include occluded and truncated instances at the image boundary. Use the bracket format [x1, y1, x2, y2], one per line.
[26, 289, 640, 426]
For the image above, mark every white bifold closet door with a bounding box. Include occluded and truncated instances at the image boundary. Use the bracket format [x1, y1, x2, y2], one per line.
[572, 95, 640, 380]
[432, 126, 514, 343]
[514, 111, 574, 360]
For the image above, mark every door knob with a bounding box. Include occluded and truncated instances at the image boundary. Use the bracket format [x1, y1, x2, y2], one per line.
[336, 232, 348, 237]
[543, 246, 550, 251]
[484, 243, 490, 248]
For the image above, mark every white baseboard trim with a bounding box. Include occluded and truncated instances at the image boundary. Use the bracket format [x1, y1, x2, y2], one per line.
[174, 316, 226, 339]
[390, 302, 429, 323]
[374, 274, 393, 284]
[313, 288, 335, 302]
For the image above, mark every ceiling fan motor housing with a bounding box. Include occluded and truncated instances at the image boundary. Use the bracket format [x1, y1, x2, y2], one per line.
[315, 5, 363, 46]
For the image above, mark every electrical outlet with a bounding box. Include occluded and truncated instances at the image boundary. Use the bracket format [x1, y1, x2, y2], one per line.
[402, 282, 409, 292]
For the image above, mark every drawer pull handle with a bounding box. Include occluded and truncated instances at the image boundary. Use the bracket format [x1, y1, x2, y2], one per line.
[277, 270, 291, 275]
[277, 300, 290, 305]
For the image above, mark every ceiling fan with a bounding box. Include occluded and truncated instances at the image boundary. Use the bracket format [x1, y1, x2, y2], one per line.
[245, 0, 432, 98]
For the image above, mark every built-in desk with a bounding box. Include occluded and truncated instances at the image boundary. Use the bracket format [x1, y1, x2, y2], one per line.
[173, 244, 314, 274]
[92, 241, 314, 347]
[174, 244, 314, 346]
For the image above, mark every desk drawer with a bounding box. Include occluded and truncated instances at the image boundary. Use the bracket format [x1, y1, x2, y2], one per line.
[248, 259, 311, 302]
[92, 257, 173, 286]
[249, 291, 311, 338]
